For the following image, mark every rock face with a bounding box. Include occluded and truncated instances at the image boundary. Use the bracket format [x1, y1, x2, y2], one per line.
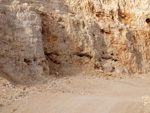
[0, 0, 150, 83]
[0, 0, 49, 84]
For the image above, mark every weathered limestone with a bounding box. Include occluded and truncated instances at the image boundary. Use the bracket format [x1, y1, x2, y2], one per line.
[0, 0, 150, 83]
[41, 0, 150, 75]
[0, 0, 49, 84]
[65, 0, 150, 74]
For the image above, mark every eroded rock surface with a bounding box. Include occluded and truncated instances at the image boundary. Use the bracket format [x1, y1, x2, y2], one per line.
[0, 0, 150, 83]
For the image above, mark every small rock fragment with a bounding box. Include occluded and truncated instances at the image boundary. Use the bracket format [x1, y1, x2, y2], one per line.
[38, 6, 45, 11]
[106, 77, 109, 80]
[142, 95, 150, 113]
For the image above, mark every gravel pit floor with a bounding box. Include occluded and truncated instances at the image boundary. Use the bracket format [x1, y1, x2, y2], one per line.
[0, 72, 150, 113]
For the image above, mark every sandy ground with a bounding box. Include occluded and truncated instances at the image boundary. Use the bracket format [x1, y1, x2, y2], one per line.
[0, 71, 150, 113]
